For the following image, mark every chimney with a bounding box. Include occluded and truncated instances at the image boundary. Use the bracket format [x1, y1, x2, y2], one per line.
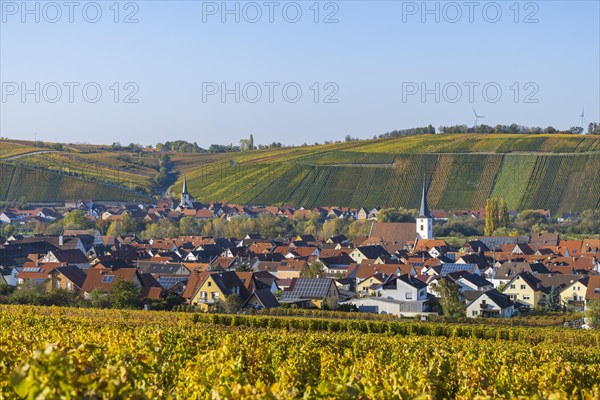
[59, 235, 63, 246]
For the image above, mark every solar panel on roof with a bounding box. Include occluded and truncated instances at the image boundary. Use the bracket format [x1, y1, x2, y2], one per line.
[22, 267, 42, 273]
[157, 276, 187, 289]
[440, 263, 476, 276]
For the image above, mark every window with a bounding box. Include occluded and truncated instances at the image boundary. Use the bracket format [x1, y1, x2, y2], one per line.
[67, 282, 72, 290]
[213, 293, 219, 300]
[510, 284, 515, 289]
[201, 291, 207, 299]
[472, 311, 478, 316]
[405, 292, 413, 300]
[101, 275, 114, 283]
[208, 281, 212, 287]
[520, 285, 526, 290]
[523, 295, 530, 300]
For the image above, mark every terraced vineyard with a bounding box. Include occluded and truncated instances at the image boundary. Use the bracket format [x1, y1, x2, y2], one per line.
[0, 141, 45, 159]
[20, 151, 159, 194]
[2, 135, 599, 210]
[1, 306, 599, 399]
[0, 163, 150, 202]
[181, 151, 600, 214]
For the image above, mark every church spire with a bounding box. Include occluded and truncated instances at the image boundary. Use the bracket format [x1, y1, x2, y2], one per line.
[419, 178, 431, 218]
[182, 176, 188, 195]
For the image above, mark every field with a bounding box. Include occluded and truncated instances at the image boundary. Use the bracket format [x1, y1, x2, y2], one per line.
[0, 163, 151, 203]
[180, 152, 600, 213]
[0, 141, 46, 159]
[1, 135, 599, 211]
[1, 306, 599, 399]
[18, 151, 160, 194]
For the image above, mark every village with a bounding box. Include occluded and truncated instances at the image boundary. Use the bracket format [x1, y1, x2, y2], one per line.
[1, 178, 598, 322]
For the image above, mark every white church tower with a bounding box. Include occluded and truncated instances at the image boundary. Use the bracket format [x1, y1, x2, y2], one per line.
[180, 176, 194, 209]
[416, 179, 433, 240]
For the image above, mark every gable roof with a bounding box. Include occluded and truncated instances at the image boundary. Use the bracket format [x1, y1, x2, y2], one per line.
[494, 261, 550, 280]
[469, 289, 513, 309]
[353, 245, 390, 260]
[346, 263, 400, 280]
[440, 263, 478, 276]
[54, 265, 87, 289]
[81, 268, 138, 293]
[585, 276, 600, 301]
[243, 289, 280, 309]
[207, 271, 251, 300]
[458, 273, 493, 288]
[281, 278, 337, 300]
[182, 271, 210, 300]
[503, 272, 547, 293]
[382, 273, 427, 290]
[478, 236, 528, 251]
[369, 222, 416, 244]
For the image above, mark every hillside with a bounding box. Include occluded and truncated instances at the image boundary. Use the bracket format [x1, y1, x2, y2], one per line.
[0, 163, 151, 203]
[1, 135, 599, 212]
[175, 134, 600, 214]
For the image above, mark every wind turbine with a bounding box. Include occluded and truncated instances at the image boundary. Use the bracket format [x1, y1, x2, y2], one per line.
[473, 108, 485, 129]
[579, 107, 586, 132]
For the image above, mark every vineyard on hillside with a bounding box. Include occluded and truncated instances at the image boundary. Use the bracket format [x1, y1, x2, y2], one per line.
[1, 306, 599, 399]
[0, 163, 151, 203]
[182, 153, 600, 214]
[2, 135, 599, 209]
[0, 141, 43, 159]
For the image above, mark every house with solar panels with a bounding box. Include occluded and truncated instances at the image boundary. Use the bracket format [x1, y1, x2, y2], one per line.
[280, 277, 339, 309]
[343, 273, 430, 316]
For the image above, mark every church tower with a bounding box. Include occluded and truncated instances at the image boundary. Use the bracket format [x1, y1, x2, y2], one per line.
[180, 176, 194, 208]
[416, 179, 433, 240]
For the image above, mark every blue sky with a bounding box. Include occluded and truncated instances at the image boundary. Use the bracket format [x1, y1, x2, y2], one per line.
[1, 0, 599, 147]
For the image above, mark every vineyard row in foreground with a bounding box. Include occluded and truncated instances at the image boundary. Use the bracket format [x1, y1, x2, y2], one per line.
[1, 306, 599, 399]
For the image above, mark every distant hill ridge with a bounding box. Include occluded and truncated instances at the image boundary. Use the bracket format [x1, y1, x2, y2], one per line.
[1, 134, 599, 212]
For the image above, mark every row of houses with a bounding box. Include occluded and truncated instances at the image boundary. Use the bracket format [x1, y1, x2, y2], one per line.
[1, 225, 598, 318]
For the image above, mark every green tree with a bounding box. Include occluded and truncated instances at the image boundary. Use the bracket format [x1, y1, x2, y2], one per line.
[106, 221, 123, 237]
[235, 264, 252, 272]
[63, 210, 89, 229]
[8, 281, 47, 305]
[346, 220, 371, 240]
[376, 208, 417, 223]
[219, 294, 242, 313]
[586, 301, 600, 329]
[179, 216, 201, 236]
[45, 222, 64, 235]
[89, 289, 111, 309]
[109, 279, 141, 309]
[498, 196, 509, 229]
[432, 279, 464, 320]
[544, 287, 561, 312]
[16, 196, 27, 210]
[484, 198, 499, 236]
[121, 213, 139, 234]
[301, 261, 326, 278]
[2, 224, 15, 237]
[515, 210, 548, 233]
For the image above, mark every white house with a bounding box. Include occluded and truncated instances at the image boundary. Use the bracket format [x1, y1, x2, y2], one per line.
[456, 273, 493, 293]
[466, 289, 515, 318]
[380, 274, 428, 302]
